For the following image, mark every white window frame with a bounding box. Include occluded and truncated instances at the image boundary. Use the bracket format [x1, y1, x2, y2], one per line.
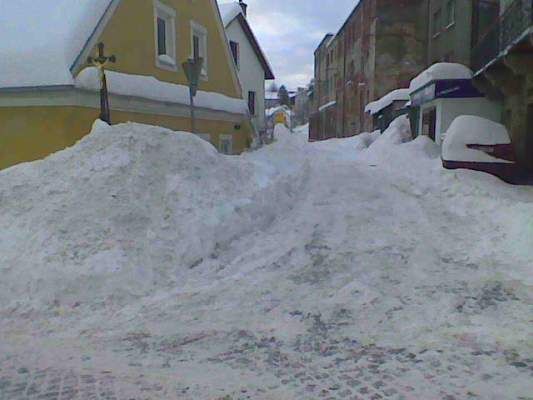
[219, 134, 233, 155]
[190, 21, 209, 79]
[154, 0, 177, 71]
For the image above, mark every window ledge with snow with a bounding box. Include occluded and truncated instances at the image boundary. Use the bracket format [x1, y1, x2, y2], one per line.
[157, 55, 177, 71]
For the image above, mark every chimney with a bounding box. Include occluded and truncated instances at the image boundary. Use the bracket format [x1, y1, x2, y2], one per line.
[239, 0, 248, 17]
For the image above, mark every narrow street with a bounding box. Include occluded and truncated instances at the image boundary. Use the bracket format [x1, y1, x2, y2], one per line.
[0, 125, 531, 399]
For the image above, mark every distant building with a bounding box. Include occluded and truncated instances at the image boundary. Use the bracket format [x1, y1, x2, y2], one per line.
[264, 88, 296, 109]
[310, 0, 428, 141]
[219, 0, 275, 139]
[293, 85, 312, 126]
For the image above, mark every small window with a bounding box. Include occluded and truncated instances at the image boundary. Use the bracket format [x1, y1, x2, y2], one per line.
[248, 91, 256, 115]
[154, 0, 177, 71]
[191, 21, 208, 78]
[219, 134, 233, 155]
[446, 0, 455, 27]
[157, 18, 167, 55]
[230, 41, 240, 68]
[433, 9, 442, 36]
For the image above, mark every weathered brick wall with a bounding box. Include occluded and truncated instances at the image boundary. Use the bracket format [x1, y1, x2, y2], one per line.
[312, 0, 428, 139]
[374, 0, 428, 99]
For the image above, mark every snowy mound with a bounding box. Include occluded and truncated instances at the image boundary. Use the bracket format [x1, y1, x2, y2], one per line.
[409, 63, 473, 93]
[357, 116, 441, 176]
[0, 121, 307, 310]
[365, 89, 410, 115]
[442, 116, 512, 163]
[371, 115, 413, 146]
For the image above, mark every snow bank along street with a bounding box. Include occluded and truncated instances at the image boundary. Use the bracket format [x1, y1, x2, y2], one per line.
[0, 121, 532, 399]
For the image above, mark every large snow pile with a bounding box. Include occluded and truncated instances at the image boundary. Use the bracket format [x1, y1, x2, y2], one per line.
[1, 119, 532, 399]
[365, 88, 410, 115]
[0, 0, 113, 88]
[76, 67, 249, 115]
[442, 115, 513, 163]
[0, 121, 307, 310]
[409, 63, 473, 93]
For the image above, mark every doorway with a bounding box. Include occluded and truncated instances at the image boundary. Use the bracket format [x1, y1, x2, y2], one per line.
[422, 107, 437, 141]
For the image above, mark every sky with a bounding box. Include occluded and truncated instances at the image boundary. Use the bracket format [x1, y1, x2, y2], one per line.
[218, 0, 358, 90]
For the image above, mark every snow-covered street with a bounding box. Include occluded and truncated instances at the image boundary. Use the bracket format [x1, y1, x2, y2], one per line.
[0, 122, 532, 400]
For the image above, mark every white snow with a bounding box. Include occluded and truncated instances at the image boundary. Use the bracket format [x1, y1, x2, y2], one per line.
[266, 105, 292, 118]
[409, 63, 474, 93]
[318, 100, 336, 112]
[0, 119, 532, 398]
[76, 67, 249, 115]
[442, 116, 513, 163]
[265, 91, 279, 100]
[0, 0, 113, 88]
[218, 2, 244, 27]
[365, 88, 410, 115]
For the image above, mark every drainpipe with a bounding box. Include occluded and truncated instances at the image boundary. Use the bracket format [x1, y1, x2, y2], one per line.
[342, 34, 347, 137]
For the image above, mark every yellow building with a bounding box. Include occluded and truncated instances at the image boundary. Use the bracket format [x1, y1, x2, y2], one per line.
[0, 0, 254, 170]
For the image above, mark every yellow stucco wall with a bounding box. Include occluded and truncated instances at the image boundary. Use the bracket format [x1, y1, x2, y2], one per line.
[0, 107, 251, 171]
[92, 0, 241, 97]
[0, 0, 253, 171]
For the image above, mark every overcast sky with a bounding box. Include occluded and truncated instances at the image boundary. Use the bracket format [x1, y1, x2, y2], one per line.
[218, 0, 358, 90]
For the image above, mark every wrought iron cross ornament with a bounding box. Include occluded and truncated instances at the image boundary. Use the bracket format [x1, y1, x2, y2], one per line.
[87, 42, 116, 124]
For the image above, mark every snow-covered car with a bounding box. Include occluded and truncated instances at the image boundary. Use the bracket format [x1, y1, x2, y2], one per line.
[442, 116, 527, 184]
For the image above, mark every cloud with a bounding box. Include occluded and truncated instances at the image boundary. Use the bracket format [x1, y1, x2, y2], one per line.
[218, 0, 357, 89]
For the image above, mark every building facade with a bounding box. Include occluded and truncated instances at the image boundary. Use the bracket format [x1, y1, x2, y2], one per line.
[472, 0, 533, 170]
[0, 0, 254, 170]
[427, 0, 473, 65]
[219, 1, 275, 139]
[310, 0, 428, 141]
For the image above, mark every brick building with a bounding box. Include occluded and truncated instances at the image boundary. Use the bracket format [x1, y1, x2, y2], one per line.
[310, 0, 428, 141]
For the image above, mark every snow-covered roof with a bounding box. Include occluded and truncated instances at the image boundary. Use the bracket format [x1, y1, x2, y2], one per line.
[265, 92, 279, 100]
[266, 105, 291, 117]
[442, 116, 512, 163]
[318, 100, 336, 112]
[365, 89, 410, 115]
[409, 63, 473, 94]
[0, 0, 115, 89]
[219, 2, 244, 26]
[218, 2, 275, 80]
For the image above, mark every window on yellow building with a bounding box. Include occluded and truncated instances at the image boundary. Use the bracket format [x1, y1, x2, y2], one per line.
[191, 21, 208, 79]
[154, 0, 177, 71]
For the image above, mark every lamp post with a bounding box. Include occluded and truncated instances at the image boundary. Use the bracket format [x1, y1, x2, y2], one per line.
[87, 42, 116, 124]
[182, 58, 204, 134]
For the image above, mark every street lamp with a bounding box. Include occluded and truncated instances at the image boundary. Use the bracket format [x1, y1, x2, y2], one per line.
[182, 57, 204, 134]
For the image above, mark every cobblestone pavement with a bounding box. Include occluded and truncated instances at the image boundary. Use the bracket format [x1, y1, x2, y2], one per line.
[1, 320, 532, 400]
